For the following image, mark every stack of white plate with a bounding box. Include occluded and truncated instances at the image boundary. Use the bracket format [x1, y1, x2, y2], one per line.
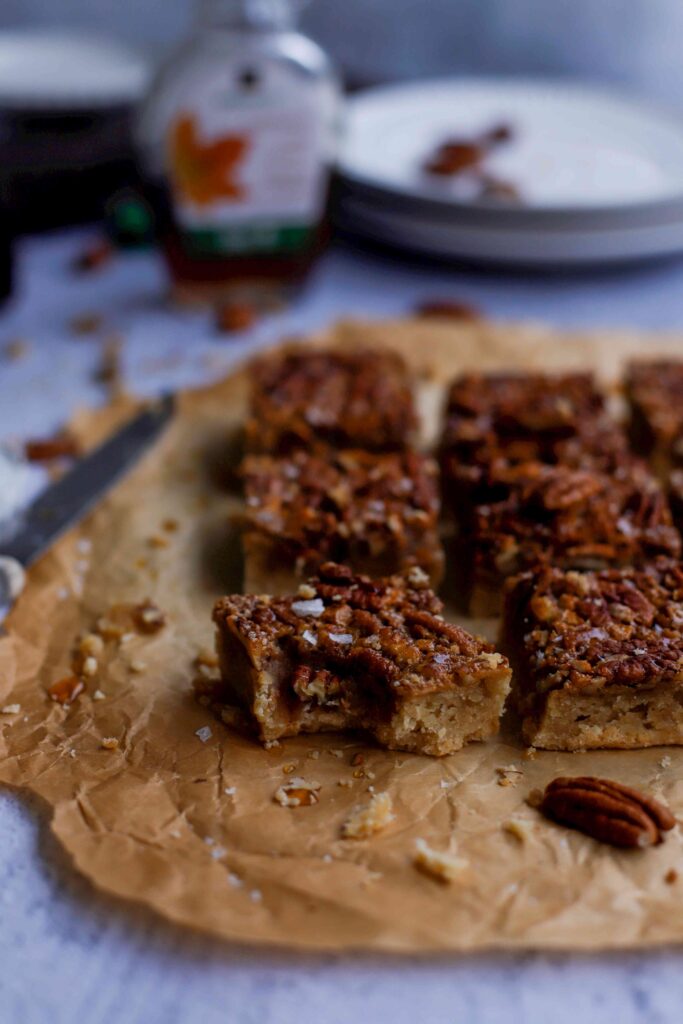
[336, 78, 683, 268]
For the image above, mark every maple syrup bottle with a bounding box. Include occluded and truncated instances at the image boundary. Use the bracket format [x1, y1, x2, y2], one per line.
[136, 0, 340, 305]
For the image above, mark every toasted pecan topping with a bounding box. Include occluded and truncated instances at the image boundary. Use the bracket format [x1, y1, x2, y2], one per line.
[246, 348, 416, 454]
[539, 776, 675, 848]
[440, 372, 633, 514]
[627, 361, 683, 461]
[505, 560, 683, 694]
[243, 448, 442, 577]
[472, 464, 680, 582]
[213, 563, 506, 702]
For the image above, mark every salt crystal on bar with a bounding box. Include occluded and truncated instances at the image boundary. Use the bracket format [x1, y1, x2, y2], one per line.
[291, 598, 325, 617]
[195, 725, 212, 743]
[329, 633, 353, 644]
[302, 629, 317, 646]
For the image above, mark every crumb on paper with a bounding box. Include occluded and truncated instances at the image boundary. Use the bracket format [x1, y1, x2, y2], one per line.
[147, 534, 169, 549]
[70, 312, 104, 336]
[81, 656, 98, 678]
[132, 600, 166, 633]
[503, 818, 534, 844]
[413, 838, 469, 883]
[496, 765, 523, 787]
[1, 704, 20, 715]
[341, 792, 394, 839]
[101, 737, 119, 750]
[274, 778, 321, 807]
[665, 869, 678, 885]
[94, 334, 124, 398]
[195, 725, 213, 743]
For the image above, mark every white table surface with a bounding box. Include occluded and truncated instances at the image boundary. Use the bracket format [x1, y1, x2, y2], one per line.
[3, 231, 683, 1024]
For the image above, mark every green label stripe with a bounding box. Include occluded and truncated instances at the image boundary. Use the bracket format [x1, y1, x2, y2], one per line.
[180, 223, 315, 258]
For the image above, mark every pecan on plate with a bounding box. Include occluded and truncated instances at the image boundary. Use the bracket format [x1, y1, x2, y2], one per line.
[540, 776, 676, 848]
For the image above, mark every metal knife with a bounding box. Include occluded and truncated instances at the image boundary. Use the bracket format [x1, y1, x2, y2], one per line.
[0, 394, 175, 619]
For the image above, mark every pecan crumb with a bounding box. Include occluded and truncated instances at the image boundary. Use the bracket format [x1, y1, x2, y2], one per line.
[132, 600, 166, 634]
[341, 792, 394, 839]
[216, 302, 257, 334]
[413, 838, 469, 883]
[101, 736, 119, 750]
[48, 675, 84, 705]
[25, 434, 79, 462]
[274, 778, 321, 807]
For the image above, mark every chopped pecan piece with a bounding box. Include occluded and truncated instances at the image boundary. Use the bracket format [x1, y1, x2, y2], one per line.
[539, 776, 675, 848]
[206, 563, 511, 756]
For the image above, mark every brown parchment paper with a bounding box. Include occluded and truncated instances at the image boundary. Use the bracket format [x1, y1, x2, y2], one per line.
[4, 317, 683, 954]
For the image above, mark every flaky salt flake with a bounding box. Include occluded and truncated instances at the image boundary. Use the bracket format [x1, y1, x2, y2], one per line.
[224, 786, 236, 796]
[302, 629, 317, 646]
[291, 598, 324, 618]
[195, 725, 212, 743]
[1, 704, 21, 714]
[210, 846, 226, 860]
[341, 792, 394, 839]
[101, 736, 119, 750]
[227, 873, 242, 888]
[250, 889, 262, 903]
[328, 632, 353, 645]
[413, 838, 469, 883]
[92, 689, 106, 701]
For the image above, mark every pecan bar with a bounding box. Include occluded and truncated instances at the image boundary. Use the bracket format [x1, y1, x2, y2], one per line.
[504, 560, 683, 750]
[206, 562, 511, 756]
[246, 348, 417, 454]
[626, 361, 683, 477]
[464, 463, 680, 615]
[440, 371, 630, 524]
[242, 448, 444, 592]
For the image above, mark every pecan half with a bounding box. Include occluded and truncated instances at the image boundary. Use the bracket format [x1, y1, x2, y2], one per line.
[540, 776, 676, 848]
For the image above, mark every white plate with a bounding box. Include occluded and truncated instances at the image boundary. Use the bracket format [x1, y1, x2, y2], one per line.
[339, 76, 683, 226]
[336, 191, 683, 268]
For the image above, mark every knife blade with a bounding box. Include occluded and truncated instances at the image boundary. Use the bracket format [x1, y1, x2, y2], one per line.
[0, 394, 174, 615]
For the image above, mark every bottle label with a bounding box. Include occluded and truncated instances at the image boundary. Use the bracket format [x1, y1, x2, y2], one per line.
[167, 102, 325, 258]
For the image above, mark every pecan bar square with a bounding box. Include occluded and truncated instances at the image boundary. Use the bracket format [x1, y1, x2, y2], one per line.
[626, 361, 683, 477]
[246, 348, 417, 454]
[206, 562, 511, 756]
[464, 463, 680, 616]
[504, 560, 683, 750]
[242, 448, 444, 592]
[439, 372, 629, 524]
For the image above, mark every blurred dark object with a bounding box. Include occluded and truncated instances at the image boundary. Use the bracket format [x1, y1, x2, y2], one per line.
[415, 298, 482, 320]
[105, 189, 155, 249]
[0, 31, 148, 234]
[0, 176, 14, 305]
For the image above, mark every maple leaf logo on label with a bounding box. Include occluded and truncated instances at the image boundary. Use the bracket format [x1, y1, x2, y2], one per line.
[169, 113, 249, 206]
